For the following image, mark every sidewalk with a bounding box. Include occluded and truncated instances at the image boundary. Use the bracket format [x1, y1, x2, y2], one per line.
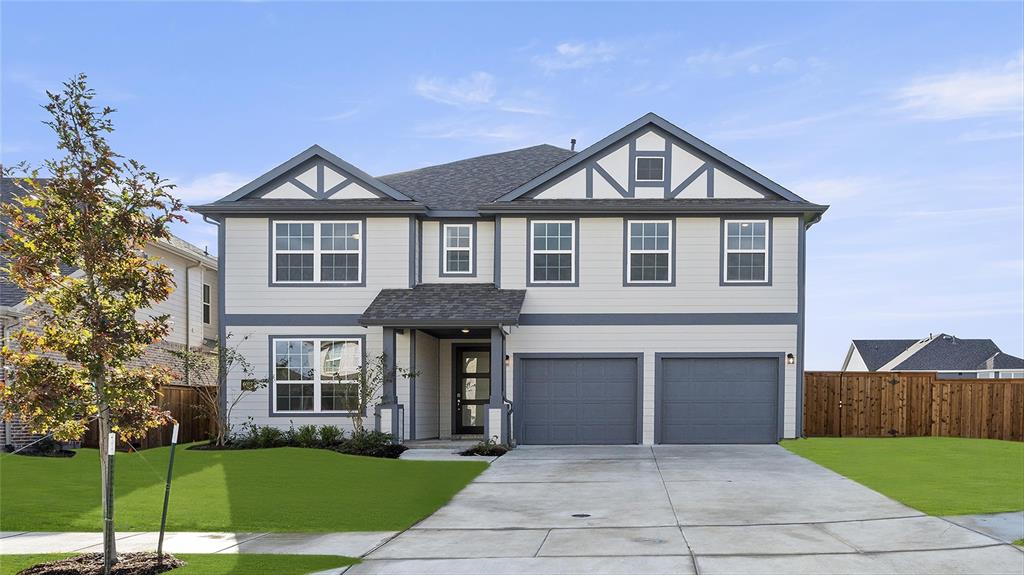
[0, 530, 396, 557]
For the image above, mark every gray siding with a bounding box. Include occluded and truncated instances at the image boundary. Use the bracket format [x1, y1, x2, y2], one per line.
[414, 330, 440, 439]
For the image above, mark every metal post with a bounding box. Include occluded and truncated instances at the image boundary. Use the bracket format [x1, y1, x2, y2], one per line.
[103, 431, 116, 575]
[157, 422, 179, 564]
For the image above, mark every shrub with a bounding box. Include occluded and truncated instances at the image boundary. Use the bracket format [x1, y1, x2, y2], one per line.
[461, 436, 509, 457]
[10, 436, 76, 458]
[254, 425, 284, 448]
[335, 430, 406, 459]
[318, 425, 344, 446]
[295, 424, 320, 448]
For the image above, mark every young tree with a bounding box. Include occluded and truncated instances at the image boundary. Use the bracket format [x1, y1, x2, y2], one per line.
[169, 333, 267, 446]
[0, 75, 182, 572]
[349, 353, 416, 433]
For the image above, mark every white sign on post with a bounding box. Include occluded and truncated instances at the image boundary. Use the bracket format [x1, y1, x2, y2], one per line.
[171, 423, 180, 444]
[107, 432, 116, 453]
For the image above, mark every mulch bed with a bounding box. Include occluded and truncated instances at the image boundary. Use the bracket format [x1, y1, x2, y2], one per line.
[18, 553, 184, 575]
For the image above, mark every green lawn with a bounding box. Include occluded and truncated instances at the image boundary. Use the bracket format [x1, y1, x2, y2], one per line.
[0, 554, 357, 575]
[782, 437, 1024, 516]
[0, 445, 485, 532]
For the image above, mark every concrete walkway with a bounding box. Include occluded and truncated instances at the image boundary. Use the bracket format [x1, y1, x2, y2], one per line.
[0, 530, 396, 557]
[944, 511, 1024, 545]
[350, 445, 1024, 574]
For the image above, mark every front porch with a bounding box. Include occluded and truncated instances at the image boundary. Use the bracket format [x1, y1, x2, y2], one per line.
[360, 284, 525, 445]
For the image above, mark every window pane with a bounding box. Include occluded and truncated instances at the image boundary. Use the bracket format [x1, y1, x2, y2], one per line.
[321, 222, 359, 251]
[727, 253, 767, 281]
[275, 340, 314, 381]
[630, 253, 669, 282]
[276, 383, 313, 411]
[321, 253, 359, 282]
[533, 253, 572, 282]
[321, 382, 358, 411]
[446, 250, 470, 272]
[276, 222, 314, 250]
[276, 253, 313, 282]
[636, 157, 664, 181]
[446, 226, 470, 248]
[321, 341, 360, 380]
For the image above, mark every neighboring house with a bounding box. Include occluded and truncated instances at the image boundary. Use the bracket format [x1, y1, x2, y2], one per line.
[0, 177, 219, 448]
[193, 112, 828, 446]
[842, 334, 1024, 379]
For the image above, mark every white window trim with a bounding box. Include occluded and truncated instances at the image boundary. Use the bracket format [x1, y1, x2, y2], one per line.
[723, 219, 770, 284]
[626, 220, 673, 284]
[442, 223, 474, 275]
[272, 337, 362, 414]
[272, 220, 362, 284]
[530, 220, 576, 284]
[202, 283, 212, 324]
[635, 156, 665, 182]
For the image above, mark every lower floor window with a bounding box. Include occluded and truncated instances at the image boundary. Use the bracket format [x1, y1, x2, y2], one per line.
[273, 337, 361, 413]
[726, 252, 767, 281]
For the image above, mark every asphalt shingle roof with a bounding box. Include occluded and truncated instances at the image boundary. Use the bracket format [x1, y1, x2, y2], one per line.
[378, 145, 577, 211]
[853, 339, 917, 371]
[360, 283, 526, 327]
[976, 352, 1024, 371]
[893, 334, 1002, 371]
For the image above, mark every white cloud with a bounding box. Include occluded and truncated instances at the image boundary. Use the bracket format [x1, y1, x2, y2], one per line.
[957, 128, 1024, 142]
[414, 72, 496, 107]
[413, 118, 533, 142]
[320, 108, 359, 122]
[686, 44, 772, 69]
[789, 177, 878, 203]
[892, 52, 1024, 120]
[172, 172, 251, 204]
[535, 41, 619, 72]
[708, 107, 860, 141]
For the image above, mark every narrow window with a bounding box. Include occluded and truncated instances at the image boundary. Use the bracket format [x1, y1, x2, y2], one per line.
[273, 337, 361, 413]
[202, 283, 212, 324]
[627, 220, 672, 283]
[635, 157, 664, 182]
[272, 220, 361, 284]
[530, 220, 575, 284]
[724, 220, 769, 283]
[443, 224, 473, 274]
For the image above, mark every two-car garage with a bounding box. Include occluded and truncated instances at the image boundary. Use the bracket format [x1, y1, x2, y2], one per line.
[514, 353, 782, 445]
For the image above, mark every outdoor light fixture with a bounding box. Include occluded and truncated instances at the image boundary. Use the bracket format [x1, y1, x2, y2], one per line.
[786, 353, 796, 365]
[505, 354, 511, 366]
[461, 329, 470, 334]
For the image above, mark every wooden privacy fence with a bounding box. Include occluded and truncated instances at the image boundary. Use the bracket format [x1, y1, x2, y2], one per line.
[83, 384, 216, 450]
[804, 372, 1024, 441]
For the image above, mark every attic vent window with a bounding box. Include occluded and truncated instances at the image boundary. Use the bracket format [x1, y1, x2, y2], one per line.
[635, 157, 664, 182]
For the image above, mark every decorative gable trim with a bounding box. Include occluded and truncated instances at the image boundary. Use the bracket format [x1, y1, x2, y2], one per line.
[217, 145, 412, 202]
[499, 113, 807, 203]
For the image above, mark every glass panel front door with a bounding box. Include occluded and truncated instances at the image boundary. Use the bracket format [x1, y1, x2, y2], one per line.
[455, 347, 490, 434]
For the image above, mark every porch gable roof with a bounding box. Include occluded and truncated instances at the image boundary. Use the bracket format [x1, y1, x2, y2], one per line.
[359, 283, 526, 327]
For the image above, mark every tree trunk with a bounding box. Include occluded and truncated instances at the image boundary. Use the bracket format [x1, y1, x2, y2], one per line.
[98, 406, 117, 572]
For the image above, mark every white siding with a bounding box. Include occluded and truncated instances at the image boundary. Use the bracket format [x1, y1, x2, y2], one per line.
[224, 216, 411, 314]
[414, 330, 440, 439]
[501, 216, 799, 313]
[420, 220, 494, 283]
[504, 324, 799, 443]
[138, 246, 214, 348]
[714, 170, 764, 199]
[844, 347, 869, 371]
[201, 267, 218, 343]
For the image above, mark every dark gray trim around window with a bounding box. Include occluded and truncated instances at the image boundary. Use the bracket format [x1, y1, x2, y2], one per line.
[267, 217, 367, 287]
[719, 216, 774, 286]
[526, 217, 580, 287]
[623, 218, 676, 287]
[654, 352, 786, 443]
[267, 333, 367, 418]
[513, 352, 644, 445]
[439, 221, 478, 277]
[493, 217, 502, 288]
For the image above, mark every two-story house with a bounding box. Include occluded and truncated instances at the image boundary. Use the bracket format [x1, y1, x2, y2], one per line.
[193, 113, 827, 446]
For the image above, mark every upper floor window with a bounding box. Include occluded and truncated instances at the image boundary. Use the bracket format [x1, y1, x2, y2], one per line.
[272, 221, 362, 284]
[273, 337, 361, 413]
[635, 156, 664, 182]
[443, 223, 473, 275]
[626, 220, 672, 284]
[724, 220, 769, 283]
[530, 220, 576, 284]
[202, 283, 212, 324]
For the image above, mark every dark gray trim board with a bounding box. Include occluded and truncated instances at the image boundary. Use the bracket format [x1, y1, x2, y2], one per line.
[719, 216, 774, 287]
[622, 218, 677, 287]
[526, 216, 581, 287]
[653, 352, 786, 443]
[797, 221, 806, 436]
[409, 328, 417, 440]
[408, 217, 417, 288]
[266, 333, 367, 418]
[518, 313, 798, 326]
[216, 218, 228, 427]
[513, 352, 644, 445]
[494, 217, 502, 288]
[438, 221, 478, 278]
[267, 217, 368, 287]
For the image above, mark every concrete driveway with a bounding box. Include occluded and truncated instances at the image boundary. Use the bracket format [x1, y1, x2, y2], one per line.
[349, 445, 1024, 574]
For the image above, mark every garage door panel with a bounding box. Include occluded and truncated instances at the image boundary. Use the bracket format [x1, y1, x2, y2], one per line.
[518, 357, 639, 445]
[659, 357, 779, 444]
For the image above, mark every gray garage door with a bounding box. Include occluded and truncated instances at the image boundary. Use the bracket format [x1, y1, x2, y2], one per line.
[659, 357, 779, 444]
[518, 357, 639, 445]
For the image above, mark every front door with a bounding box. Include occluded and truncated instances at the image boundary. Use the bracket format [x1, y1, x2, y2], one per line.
[454, 346, 490, 435]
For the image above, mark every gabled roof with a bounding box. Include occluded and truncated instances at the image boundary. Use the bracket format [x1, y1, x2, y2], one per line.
[359, 283, 526, 327]
[852, 339, 918, 371]
[497, 112, 810, 203]
[378, 145, 576, 212]
[894, 335, 1002, 371]
[216, 145, 413, 202]
[977, 352, 1024, 371]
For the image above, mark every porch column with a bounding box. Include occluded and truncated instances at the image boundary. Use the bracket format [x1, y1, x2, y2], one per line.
[375, 327, 403, 442]
[484, 327, 509, 444]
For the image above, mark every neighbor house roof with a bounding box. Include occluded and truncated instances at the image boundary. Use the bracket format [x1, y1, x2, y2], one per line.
[892, 334, 1002, 371]
[360, 283, 526, 327]
[976, 352, 1024, 370]
[378, 144, 577, 212]
[852, 339, 918, 371]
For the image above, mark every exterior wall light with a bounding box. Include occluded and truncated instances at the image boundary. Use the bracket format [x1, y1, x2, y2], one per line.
[786, 353, 796, 365]
[460, 329, 470, 334]
[505, 354, 511, 366]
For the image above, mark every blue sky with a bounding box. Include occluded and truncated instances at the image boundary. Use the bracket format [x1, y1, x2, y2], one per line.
[3, 2, 1022, 368]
